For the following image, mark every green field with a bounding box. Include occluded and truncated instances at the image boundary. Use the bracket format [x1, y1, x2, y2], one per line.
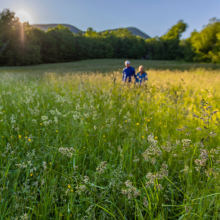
[1, 59, 220, 219]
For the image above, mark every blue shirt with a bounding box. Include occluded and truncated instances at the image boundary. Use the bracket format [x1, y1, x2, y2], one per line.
[136, 72, 148, 84]
[122, 67, 136, 82]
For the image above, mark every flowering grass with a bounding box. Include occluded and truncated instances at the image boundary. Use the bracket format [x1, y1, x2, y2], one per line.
[0, 59, 220, 219]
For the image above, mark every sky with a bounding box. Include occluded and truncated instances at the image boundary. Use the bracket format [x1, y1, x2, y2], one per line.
[1, 0, 220, 39]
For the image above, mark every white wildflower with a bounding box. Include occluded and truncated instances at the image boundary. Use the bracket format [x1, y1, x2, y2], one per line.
[41, 116, 48, 121]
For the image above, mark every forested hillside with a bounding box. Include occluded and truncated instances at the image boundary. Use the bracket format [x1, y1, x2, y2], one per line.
[0, 9, 220, 66]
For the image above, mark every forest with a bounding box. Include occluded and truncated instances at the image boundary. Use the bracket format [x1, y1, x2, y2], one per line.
[0, 9, 220, 66]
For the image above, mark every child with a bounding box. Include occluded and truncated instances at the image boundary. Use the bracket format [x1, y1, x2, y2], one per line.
[136, 65, 148, 84]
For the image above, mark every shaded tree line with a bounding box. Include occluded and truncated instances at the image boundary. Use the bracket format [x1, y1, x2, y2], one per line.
[0, 9, 220, 66]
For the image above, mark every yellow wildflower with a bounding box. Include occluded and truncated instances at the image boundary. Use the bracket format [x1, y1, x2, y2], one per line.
[136, 123, 139, 125]
[125, 120, 127, 122]
[18, 135, 21, 139]
[30, 173, 33, 177]
[68, 185, 71, 189]
[40, 123, 42, 125]
[142, 136, 144, 139]
[155, 136, 158, 140]
[28, 139, 31, 142]
[56, 130, 58, 133]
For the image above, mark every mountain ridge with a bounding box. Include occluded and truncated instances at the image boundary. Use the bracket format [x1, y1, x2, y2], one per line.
[32, 24, 151, 39]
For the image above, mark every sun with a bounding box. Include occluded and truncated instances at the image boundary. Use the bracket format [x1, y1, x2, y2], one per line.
[16, 11, 32, 23]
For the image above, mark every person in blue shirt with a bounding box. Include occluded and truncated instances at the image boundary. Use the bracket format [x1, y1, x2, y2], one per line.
[136, 65, 148, 84]
[122, 61, 136, 82]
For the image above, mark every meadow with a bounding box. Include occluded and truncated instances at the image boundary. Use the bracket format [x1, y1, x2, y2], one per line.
[0, 59, 220, 219]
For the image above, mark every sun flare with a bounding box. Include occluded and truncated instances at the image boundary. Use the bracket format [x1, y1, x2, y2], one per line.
[16, 11, 31, 23]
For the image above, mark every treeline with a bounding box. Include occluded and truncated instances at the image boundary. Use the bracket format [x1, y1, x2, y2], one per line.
[0, 9, 220, 66]
[146, 18, 220, 63]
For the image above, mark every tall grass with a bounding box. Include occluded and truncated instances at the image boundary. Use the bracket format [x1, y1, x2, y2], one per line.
[0, 60, 220, 219]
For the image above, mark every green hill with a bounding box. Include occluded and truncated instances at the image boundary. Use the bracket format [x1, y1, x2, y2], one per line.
[32, 24, 151, 39]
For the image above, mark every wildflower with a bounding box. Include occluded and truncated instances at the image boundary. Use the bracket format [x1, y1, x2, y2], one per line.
[142, 136, 144, 138]
[103, 135, 105, 137]
[40, 123, 42, 125]
[75, 185, 87, 195]
[155, 136, 158, 140]
[56, 130, 58, 133]
[136, 123, 139, 125]
[71, 189, 74, 192]
[54, 116, 58, 124]
[30, 173, 33, 177]
[25, 136, 27, 138]
[20, 213, 28, 220]
[41, 116, 48, 121]
[94, 125, 97, 130]
[210, 132, 217, 137]
[96, 161, 107, 174]
[59, 147, 75, 157]
[148, 119, 150, 122]
[49, 162, 52, 165]
[182, 139, 191, 147]
[68, 185, 71, 189]
[84, 176, 89, 183]
[125, 120, 127, 122]
[18, 135, 21, 138]
[122, 180, 140, 199]
[3, 111, 5, 113]
[28, 139, 31, 142]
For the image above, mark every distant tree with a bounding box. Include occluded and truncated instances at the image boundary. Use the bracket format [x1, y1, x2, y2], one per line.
[162, 20, 187, 40]
[146, 20, 188, 60]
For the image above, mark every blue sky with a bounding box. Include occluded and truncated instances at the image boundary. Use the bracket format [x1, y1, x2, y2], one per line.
[1, 0, 220, 38]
